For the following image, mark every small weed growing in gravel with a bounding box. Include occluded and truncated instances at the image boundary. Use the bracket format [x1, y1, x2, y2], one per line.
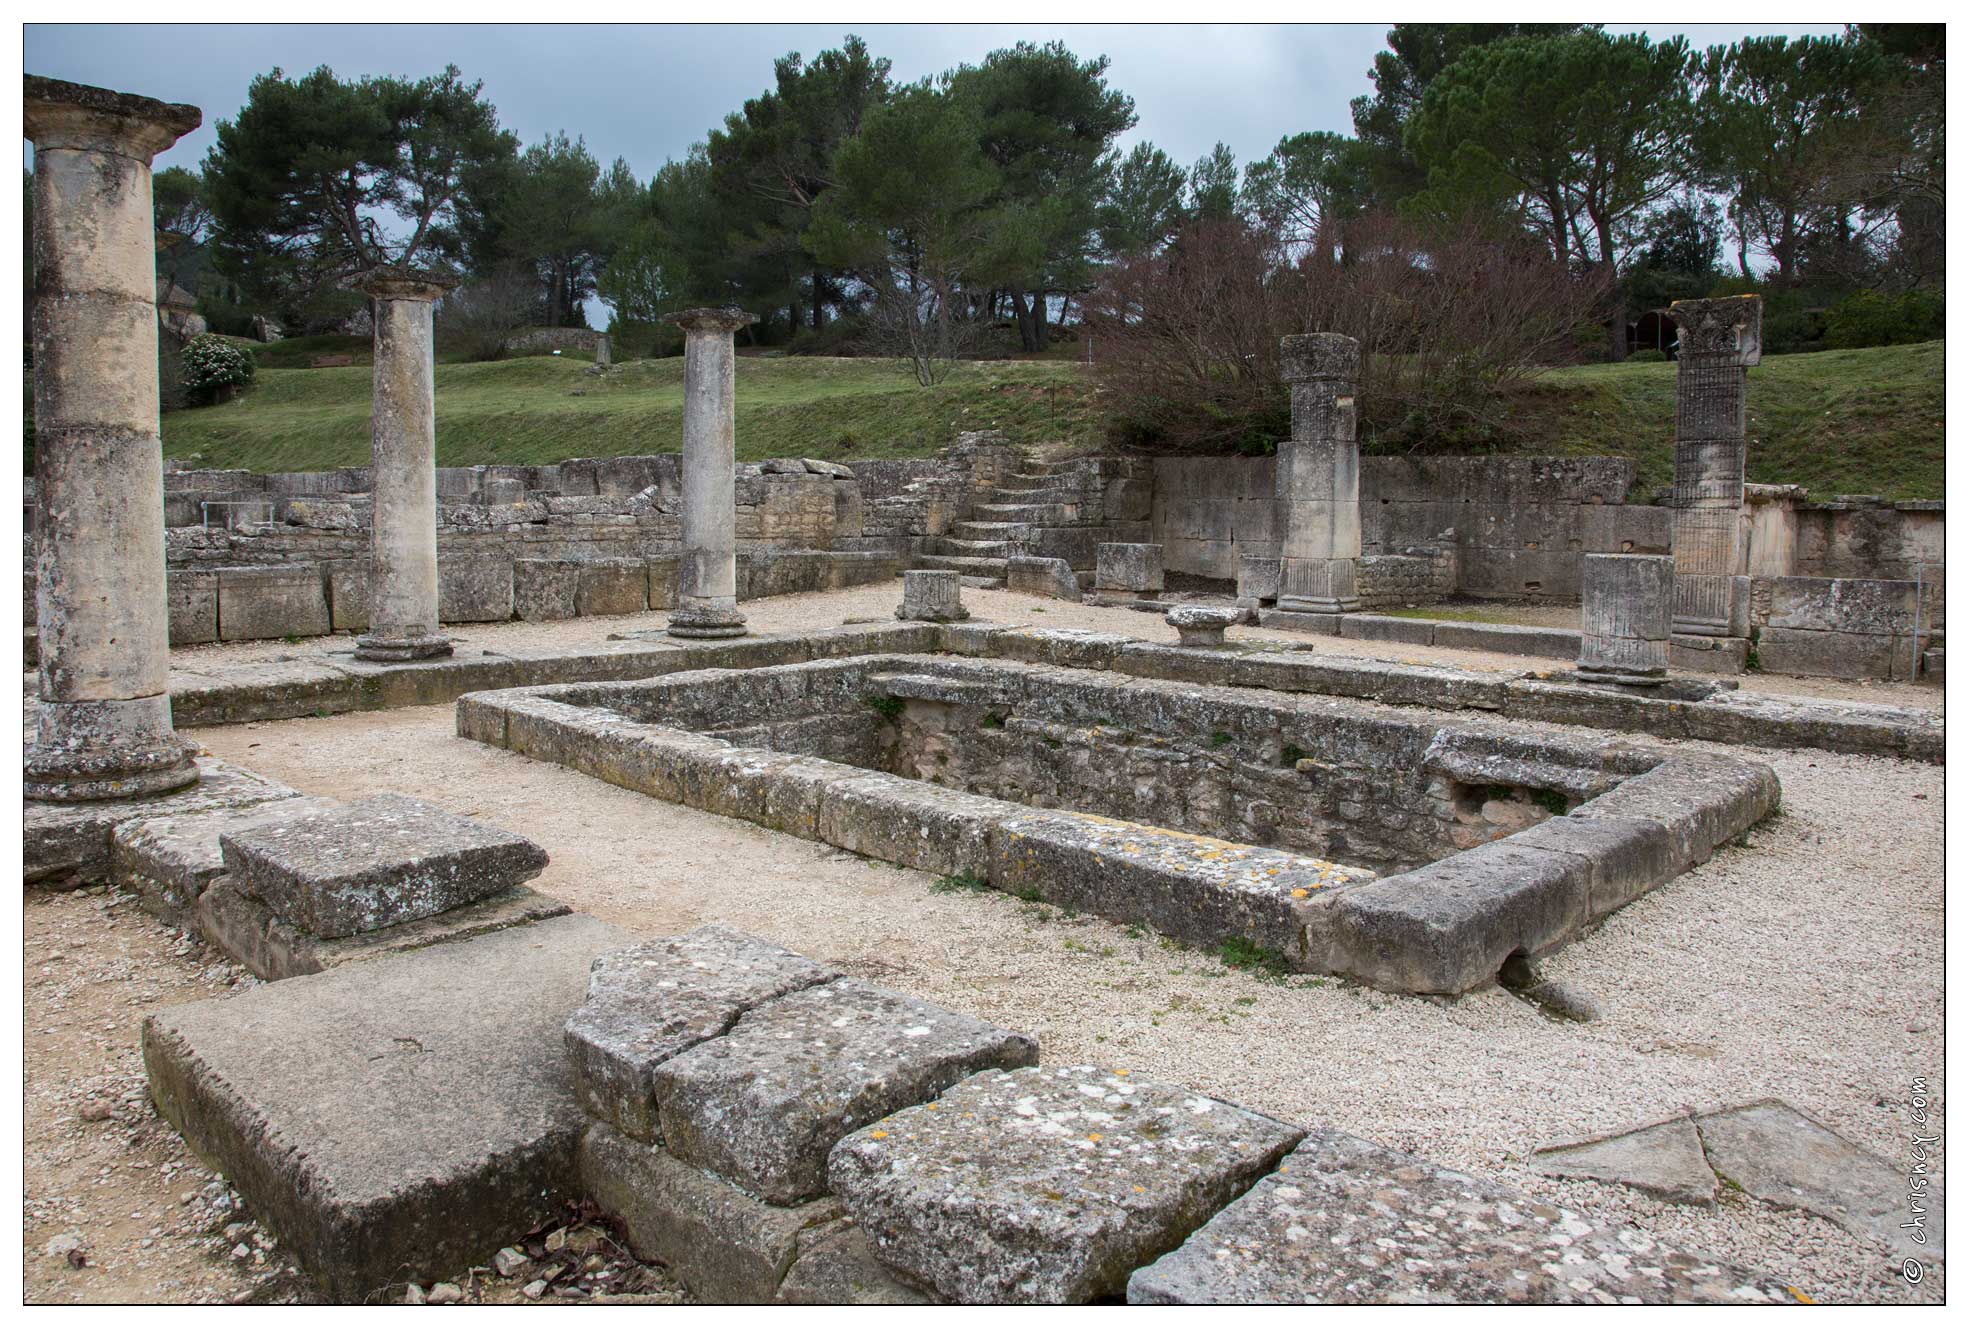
[866, 696, 904, 723]
[1234, 996, 1258, 1006]
[1218, 937, 1293, 982]
[931, 873, 990, 895]
[1010, 883, 1044, 903]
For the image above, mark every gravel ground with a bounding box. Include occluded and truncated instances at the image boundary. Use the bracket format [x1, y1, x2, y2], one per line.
[25, 586, 1945, 1304]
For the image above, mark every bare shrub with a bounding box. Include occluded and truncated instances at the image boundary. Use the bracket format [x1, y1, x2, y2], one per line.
[860, 270, 984, 386]
[436, 267, 539, 362]
[1084, 214, 1610, 454]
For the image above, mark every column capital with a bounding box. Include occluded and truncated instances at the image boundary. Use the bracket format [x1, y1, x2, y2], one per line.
[360, 265, 459, 303]
[24, 75, 200, 160]
[667, 306, 759, 336]
[1669, 295, 1762, 365]
[1279, 332, 1360, 384]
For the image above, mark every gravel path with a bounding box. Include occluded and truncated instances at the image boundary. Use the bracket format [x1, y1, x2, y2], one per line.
[25, 585, 1945, 1303]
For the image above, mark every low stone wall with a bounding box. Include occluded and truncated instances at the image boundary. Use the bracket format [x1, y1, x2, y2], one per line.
[1795, 496, 1944, 581]
[501, 326, 600, 355]
[1748, 574, 1944, 681]
[1356, 549, 1458, 610]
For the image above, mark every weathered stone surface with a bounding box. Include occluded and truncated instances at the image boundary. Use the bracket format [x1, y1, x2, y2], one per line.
[1095, 542, 1164, 594]
[437, 554, 514, 624]
[579, 1124, 841, 1304]
[1570, 754, 1778, 873]
[218, 793, 548, 938]
[111, 794, 342, 927]
[815, 773, 1001, 878]
[26, 757, 299, 887]
[512, 558, 578, 622]
[194, 879, 571, 981]
[216, 564, 332, 641]
[1165, 603, 1243, 648]
[565, 927, 838, 1142]
[1694, 1100, 1940, 1258]
[1532, 1114, 1718, 1207]
[778, 1220, 937, 1305]
[575, 558, 649, 617]
[1339, 613, 1434, 646]
[1127, 1129, 1803, 1304]
[830, 1065, 1303, 1304]
[1005, 555, 1082, 602]
[654, 978, 1038, 1204]
[143, 913, 632, 1301]
[895, 569, 968, 623]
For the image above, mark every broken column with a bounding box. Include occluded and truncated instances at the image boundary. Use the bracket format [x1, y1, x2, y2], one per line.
[355, 267, 457, 662]
[667, 307, 757, 639]
[1668, 296, 1761, 641]
[25, 76, 202, 801]
[1577, 554, 1673, 686]
[896, 569, 968, 623]
[1275, 333, 1362, 615]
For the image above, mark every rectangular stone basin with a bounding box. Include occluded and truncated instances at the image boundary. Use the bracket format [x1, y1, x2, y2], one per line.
[456, 654, 1777, 994]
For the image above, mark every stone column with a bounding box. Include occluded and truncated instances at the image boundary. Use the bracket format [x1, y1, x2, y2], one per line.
[1577, 554, 1673, 685]
[1275, 333, 1362, 614]
[666, 307, 756, 638]
[355, 267, 457, 662]
[594, 333, 612, 368]
[25, 76, 201, 802]
[1669, 295, 1761, 637]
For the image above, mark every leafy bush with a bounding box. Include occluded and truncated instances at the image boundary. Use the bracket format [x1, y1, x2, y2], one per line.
[178, 334, 255, 405]
[1824, 289, 1944, 349]
[1626, 348, 1669, 363]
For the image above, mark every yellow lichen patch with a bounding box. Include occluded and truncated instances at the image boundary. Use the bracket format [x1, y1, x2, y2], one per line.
[1087, 1133, 1104, 1143]
[1113, 1069, 1131, 1077]
[870, 1130, 889, 1140]
[1290, 888, 1310, 899]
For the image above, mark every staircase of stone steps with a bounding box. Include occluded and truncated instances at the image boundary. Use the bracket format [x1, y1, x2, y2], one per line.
[916, 458, 1118, 589]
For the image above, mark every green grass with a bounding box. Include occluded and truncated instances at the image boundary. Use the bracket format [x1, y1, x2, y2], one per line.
[159, 352, 1102, 472]
[150, 339, 1940, 499]
[1519, 341, 1942, 499]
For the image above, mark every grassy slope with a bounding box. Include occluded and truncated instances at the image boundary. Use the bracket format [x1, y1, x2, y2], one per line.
[161, 354, 1104, 471]
[1522, 340, 1943, 499]
[158, 341, 1941, 499]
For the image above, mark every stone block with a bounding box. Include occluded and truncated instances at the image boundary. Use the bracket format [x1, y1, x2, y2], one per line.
[778, 1220, 936, 1304]
[326, 562, 370, 634]
[216, 564, 331, 641]
[565, 927, 838, 1142]
[653, 978, 1037, 1204]
[1339, 614, 1434, 646]
[111, 794, 340, 929]
[575, 559, 650, 617]
[439, 555, 514, 623]
[218, 793, 549, 939]
[1571, 755, 1778, 874]
[166, 568, 218, 645]
[143, 914, 632, 1301]
[580, 1124, 841, 1304]
[815, 773, 1001, 878]
[26, 758, 301, 887]
[1432, 621, 1580, 661]
[1005, 555, 1082, 602]
[1670, 632, 1750, 675]
[1757, 625, 1910, 680]
[830, 1065, 1303, 1304]
[513, 559, 579, 622]
[1127, 1129, 1798, 1304]
[1095, 542, 1164, 594]
[1235, 554, 1281, 604]
[895, 569, 968, 623]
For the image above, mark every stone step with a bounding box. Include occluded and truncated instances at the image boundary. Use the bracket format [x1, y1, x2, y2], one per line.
[933, 537, 1011, 557]
[958, 575, 1005, 591]
[951, 520, 1026, 541]
[915, 554, 1009, 578]
[972, 503, 1080, 523]
[984, 490, 1081, 508]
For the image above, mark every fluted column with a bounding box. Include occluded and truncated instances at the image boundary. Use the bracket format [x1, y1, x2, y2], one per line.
[355, 267, 457, 662]
[1275, 333, 1362, 614]
[25, 76, 201, 801]
[666, 306, 756, 638]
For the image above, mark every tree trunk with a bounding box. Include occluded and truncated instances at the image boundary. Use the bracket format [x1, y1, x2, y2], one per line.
[812, 272, 825, 331]
[1010, 289, 1045, 353]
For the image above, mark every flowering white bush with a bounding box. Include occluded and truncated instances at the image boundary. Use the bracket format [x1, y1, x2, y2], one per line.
[179, 334, 256, 405]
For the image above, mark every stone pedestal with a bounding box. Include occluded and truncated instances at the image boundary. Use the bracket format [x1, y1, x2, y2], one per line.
[667, 307, 756, 639]
[594, 333, 612, 368]
[1275, 334, 1361, 614]
[25, 76, 202, 801]
[355, 267, 457, 663]
[1668, 297, 1760, 638]
[895, 569, 968, 623]
[1577, 555, 1673, 686]
[1095, 543, 1164, 595]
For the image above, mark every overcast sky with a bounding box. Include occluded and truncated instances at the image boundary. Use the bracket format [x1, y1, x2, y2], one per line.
[26, 22, 1842, 183]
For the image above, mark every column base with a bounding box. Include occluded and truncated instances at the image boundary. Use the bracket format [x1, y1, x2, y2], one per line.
[1275, 596, 1361, 615]
[26, 735, 200, 803]
[354, 632, 454, 663]
[667, 602, 748, 639]
[1574, 665, 1667, 688]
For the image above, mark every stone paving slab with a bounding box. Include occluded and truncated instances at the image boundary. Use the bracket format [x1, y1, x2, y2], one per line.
[565, 926, 839, 1142]
[1531, 1113, 1717, 1207]
[1127, 1128, 1807, 1305]
[655, 978, 1039, 1204]
[829, 1065, 1302, 1303]
[25, 757, 301, 886]
[1695, 1099, 1942, 1260]
[143, 913, 634, 1301]
[219, 793, 548, 938]
[111, 795, 344, 928]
